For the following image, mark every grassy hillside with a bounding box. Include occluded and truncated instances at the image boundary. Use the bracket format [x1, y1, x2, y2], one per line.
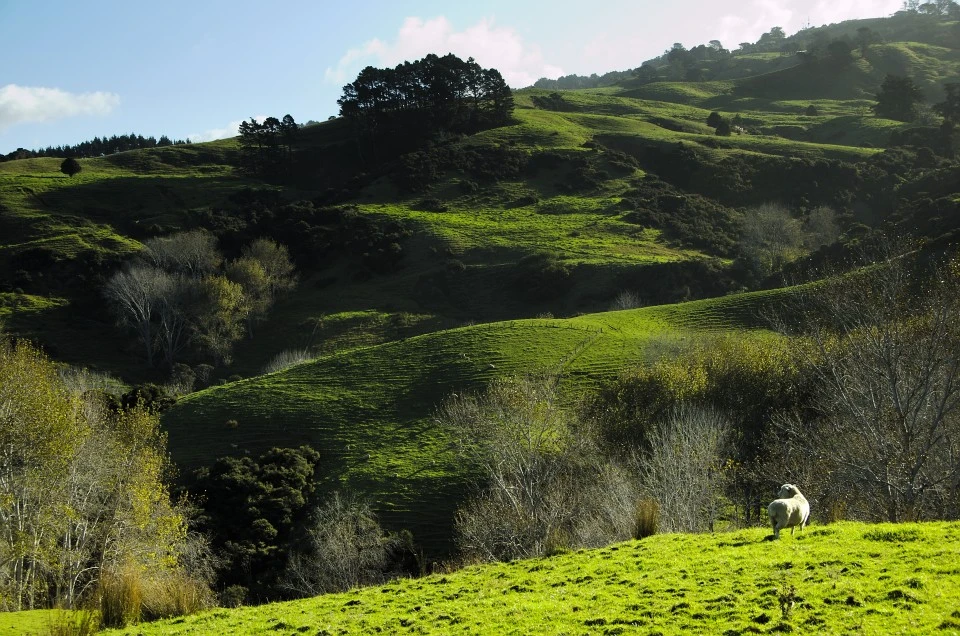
[8, 9, 955, 376]
[164, 288, 784, 554]
[0, 85, 865, 375]
[91, 521, 960, 635]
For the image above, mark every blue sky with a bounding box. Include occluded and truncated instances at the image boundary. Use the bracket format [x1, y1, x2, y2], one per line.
[0, 0, 902, 154]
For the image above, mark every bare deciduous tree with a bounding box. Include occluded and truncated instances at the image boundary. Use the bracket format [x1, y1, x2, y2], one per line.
[776, 250, 960, 521]
[803, 205, 839, 250]
[281, 493, 400, 597]
[637, 405, 730, 533]
[740, 202, 803, 276]
[441, 377, 638, 562]
[142, 230, 222, 279]
[104, 264, 167, 367]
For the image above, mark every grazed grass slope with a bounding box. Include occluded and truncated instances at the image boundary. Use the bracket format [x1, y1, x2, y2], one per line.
[163, 288, 784, 554]
[100, 521, 960, 635]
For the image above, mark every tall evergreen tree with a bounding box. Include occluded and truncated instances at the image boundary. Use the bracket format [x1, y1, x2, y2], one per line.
[874, 74, 925, 121]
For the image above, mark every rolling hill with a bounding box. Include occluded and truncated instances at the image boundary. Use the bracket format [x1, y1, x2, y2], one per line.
[163, 288, 785, 555]
[0, 5, 958, 572]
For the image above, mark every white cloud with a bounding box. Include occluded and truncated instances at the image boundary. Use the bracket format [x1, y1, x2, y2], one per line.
[325, 16, 563, 88]
[717, 0, 795, 47]
[186, 115, 268, 143]
[0, 84, 119, 131]
[806, 0, 903, 26]
[718, 0, 904, 47]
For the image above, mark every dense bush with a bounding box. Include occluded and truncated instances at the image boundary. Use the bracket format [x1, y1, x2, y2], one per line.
[0, 341, 207, 615]
[191, 446, 322, 599]
[619, 176, 741, 256]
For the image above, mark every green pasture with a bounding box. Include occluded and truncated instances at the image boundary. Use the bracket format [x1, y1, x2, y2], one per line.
[101, 521, 960, 635]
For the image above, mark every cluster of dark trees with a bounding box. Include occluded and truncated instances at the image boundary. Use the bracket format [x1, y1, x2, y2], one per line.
[194, 192, 411, 274]
[1, 132, 189, 162]
[338, 53, 513, 161]
[189, 445, 418, 603]
[237, 115, 300, 176]
[533, 69, 636, 90]
[105, 230, 297, 368]
[875, 75, 960, 128]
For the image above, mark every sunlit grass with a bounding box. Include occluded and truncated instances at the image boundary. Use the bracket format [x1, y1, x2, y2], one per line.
[99, 520, 960, 635]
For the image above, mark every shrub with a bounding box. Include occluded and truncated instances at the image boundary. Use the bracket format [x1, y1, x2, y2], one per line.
[99, 565, 214, 627]
[445, 258, 467, 273]
[512, 252, 572, 301]
[99, 566, 144, 628]
[44, 609, 99, 636]
[120, 383, 176, 412]
[281, 493, 405, 597]
[609, 290, 643, 311]
[634, 499, 660, 539]
[440, 377, 639, 562]
[220, 585, 247, 608]
[141, 570, 216, 622]
[415, 198, 448, 212]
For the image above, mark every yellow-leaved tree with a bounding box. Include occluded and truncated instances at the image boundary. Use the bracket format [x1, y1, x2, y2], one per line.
[0, 340, 210, 619]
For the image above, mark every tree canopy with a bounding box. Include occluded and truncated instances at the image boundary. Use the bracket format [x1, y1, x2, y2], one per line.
[59, 157, 81, 177]
[3, 132, 189, 162]
[237, 114, 300, 176]
[337, 53, 513, 158]
[874, 74, 925, 121]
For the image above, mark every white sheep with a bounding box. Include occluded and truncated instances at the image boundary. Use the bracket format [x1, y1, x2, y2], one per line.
[768, 484, 810, 539]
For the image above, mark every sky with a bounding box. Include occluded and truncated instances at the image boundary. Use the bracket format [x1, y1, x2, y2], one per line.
[0, 0, 903, 154]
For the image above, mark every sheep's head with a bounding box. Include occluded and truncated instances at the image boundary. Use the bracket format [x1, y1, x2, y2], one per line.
[777, 484, 800, 498]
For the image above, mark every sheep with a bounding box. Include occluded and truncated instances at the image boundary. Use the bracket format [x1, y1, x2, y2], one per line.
[768, 484, 810, 539]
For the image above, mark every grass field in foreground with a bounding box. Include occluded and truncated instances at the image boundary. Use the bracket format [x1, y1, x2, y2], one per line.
[97, 521, 960, 635]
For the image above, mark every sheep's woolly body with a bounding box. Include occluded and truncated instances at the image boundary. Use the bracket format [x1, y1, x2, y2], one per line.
[768, 484, 810, 539]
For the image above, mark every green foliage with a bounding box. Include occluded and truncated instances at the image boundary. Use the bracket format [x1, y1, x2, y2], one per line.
[934, 81, 960, 123]
[338, 53, 513, 163]
[874, 73, 925, 121]
[162, 288, 785, 559]
[237, 115, 299, 176]
[0, 340, 199, 613]
[59, 157, 81, 177]
[512, 251, 572, 301]
[191, 446, 322, 597]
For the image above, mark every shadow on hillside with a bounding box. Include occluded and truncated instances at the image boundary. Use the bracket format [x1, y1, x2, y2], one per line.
[40, 175, 253, 233]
